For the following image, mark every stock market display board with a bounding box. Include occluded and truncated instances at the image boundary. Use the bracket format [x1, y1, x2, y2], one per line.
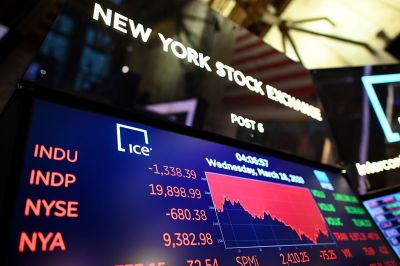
[3, 97, 399, 265]
[363, 192, 400, 260]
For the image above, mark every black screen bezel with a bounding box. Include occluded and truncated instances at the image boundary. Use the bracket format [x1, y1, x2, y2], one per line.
[1, 81, 398, 264]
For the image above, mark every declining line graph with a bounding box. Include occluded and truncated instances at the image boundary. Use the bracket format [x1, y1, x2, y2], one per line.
[205, 172, 335, 249]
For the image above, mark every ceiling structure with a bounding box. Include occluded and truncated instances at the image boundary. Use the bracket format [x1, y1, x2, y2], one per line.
[208, 0, 400, 69]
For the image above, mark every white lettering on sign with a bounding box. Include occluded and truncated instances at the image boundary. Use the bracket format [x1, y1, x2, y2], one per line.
[93, 3, 152, 42]
[231, 113, 264, 134]
[235, 153, 269, 168]
[215, 62, 265, 96]
[355, 154, 400, 176]
[158, 33, 212, 72]
[92, 3, 323, 122]
[266, 85, 322, 121]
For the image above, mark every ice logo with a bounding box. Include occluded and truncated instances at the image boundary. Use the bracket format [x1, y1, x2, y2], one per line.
[116, 123, 152, 156]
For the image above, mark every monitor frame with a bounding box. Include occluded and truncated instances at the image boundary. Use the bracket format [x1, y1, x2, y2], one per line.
[1, 81, 390, 264]
[9, 81, 348, 170]
[359, 185, 400, 260]
[359, 185, 400, 202]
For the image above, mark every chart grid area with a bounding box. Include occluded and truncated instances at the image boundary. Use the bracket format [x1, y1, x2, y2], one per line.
[205, 172, 336, 249]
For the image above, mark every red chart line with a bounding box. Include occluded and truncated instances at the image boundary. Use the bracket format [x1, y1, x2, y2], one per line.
[205, 172, 335, 248]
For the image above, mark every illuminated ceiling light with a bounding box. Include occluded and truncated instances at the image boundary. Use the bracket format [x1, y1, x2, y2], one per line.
[361, 73, 400, 143]
[122, 66, 130, 73]
[211, 0, 236, 17]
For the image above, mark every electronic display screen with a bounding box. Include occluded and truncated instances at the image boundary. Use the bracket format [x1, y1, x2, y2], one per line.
[363, 192, 400, 259]
[4, 98, 398, 265]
